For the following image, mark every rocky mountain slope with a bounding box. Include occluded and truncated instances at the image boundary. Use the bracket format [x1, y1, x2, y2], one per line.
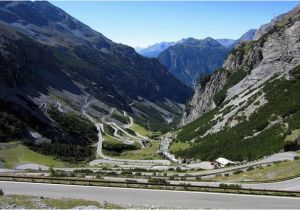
[176, 5, 300, 161]
[228, 29, 257, 49]
[0, 1, 192, 161]
[158, 37, 229, 88]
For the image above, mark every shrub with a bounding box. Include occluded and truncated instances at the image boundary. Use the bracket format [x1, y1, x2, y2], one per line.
[233, 170, 243, 175]
[148, 178, 168, 184]
[48, 107, 97, 145]
[73, 169, 94, 175]
[219, 183, 242, 189]
[174, 70, 300, 161]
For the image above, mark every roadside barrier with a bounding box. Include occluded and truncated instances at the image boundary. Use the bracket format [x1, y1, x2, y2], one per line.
[0, 175, 299, 197]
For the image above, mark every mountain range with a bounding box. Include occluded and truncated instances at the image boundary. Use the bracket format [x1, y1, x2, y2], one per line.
[135, 29, 257, 58]
[1, 0, 298, 165]
[158, 37, 229, 88]
[0, 1, 192, 161]
[136, 29, 257, 88]
[175, 5, 300, 161]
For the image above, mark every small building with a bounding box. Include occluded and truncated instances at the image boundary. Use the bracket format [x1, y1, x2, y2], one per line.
[215, 157, 234, 167]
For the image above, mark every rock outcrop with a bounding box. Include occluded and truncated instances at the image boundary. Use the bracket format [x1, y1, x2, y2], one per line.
[180, 5, 300, 126]
[179, 70, 228, 126]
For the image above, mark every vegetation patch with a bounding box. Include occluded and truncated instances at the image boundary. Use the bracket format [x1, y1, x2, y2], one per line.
[0, 142, 66, 168]
[102, 135, 141, 155]
[0, 111, 26, 142]
[175, 65, 300, 161]
[111, 112, 130, 124]
[213, 69, 248, 106]
[170, 142, 191, 153]
[48, 107, 97, 145]
[210, 159, 300, 182]
[0, 195, 121, 209]
[132, 102, 179, 133]
[129, 123, 151, 137]
[103, 124, 115, 136]
[176, 108, 218, 142]
[117, 140, 161, 160]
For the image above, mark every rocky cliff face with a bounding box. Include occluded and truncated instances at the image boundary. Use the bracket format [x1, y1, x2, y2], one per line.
[179, 70, 228, 126]
[175, 5, 300, 161]
[180, 5, 300, 126]
[228, 29, 257, 49]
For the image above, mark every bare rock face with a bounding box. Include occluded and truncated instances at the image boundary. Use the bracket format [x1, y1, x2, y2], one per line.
[254, 5, 300, 40]
[179, 70, 228, 126]
[180, 5, 300, 127]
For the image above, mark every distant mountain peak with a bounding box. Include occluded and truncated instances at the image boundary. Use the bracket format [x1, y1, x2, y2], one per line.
[158, 37, 229, 88]
[135, 41, 178, 58]
[216, 39, 235, 48]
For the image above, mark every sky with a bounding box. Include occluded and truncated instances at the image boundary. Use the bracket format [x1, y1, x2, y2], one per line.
[51, 1, 299, 48]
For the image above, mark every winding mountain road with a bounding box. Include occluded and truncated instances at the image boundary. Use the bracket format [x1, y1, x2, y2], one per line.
[82, 96, 170, 166]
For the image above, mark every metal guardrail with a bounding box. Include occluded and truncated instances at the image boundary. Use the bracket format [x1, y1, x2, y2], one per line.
[0, 175, 299, 197]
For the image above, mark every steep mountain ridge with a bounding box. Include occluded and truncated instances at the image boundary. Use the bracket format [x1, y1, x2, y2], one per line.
[228, 29, 257, 49]
[176, 5, 300, 161]
[180, 7, 299, 126]
[0, 1, 192, 161]
[158, 37, 229, 88]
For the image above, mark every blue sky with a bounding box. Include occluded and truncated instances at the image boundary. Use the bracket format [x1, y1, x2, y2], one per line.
[51, 1, 299, 48]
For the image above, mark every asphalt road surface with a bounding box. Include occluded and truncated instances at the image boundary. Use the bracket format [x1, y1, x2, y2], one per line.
[169, 176, 300, 191]
[1, 181, 300, 208]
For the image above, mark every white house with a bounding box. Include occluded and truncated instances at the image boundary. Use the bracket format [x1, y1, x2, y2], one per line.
[215, 157, 234, 167]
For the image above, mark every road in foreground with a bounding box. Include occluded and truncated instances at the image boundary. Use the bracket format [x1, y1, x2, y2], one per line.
[1, 181, 300, 209]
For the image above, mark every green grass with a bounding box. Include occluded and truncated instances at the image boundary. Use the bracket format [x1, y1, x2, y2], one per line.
[43, 197, 121, 209]
[0, 195, 122, 209]
[109, 140, 161, 160]
[129, 123, 150, 137]
[209, 159, 300, 182]
[102, 134, 141, 154]
[0, 142, 66, 168]
[103, 134, 120, 144]
[285, 128, 300, 142]
[170, 142, 191, 153]
[0, 195, 36, 208]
